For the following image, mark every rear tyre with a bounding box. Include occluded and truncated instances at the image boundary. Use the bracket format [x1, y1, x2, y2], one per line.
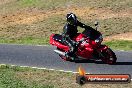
[101, 48, 117, 65]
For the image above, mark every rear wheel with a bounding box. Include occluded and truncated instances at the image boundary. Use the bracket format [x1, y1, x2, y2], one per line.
[101, 48, 117, 65]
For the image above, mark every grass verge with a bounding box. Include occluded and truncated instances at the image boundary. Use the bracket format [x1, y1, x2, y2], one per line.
[0, 39, 132, 51]
[0, 64, 131, 88]
[0, 64, 74, 88]
[104, 40, 132, 51]
[0, 37, 49, 45]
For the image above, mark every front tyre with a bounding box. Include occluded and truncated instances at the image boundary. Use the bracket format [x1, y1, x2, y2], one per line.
[101, 48, 117, 65]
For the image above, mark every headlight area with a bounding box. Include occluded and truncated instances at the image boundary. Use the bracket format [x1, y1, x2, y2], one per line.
[95, 35, 103, 43]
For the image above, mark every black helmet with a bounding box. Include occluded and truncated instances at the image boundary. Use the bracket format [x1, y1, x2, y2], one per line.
[66, 13, 77, 25]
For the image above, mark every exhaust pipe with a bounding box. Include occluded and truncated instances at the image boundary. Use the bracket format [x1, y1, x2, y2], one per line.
[54, 50, 66, 56]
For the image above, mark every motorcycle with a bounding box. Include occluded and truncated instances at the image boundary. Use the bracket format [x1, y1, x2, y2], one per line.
[49, 21, 117, 65]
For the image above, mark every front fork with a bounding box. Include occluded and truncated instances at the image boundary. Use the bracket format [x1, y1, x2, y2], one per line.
[95, 45, 109, 59]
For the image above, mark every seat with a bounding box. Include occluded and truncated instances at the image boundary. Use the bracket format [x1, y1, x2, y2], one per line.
[53, 34, 66, 45]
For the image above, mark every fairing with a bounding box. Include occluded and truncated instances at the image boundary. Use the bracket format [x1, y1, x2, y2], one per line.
[50, 33, 108, 60]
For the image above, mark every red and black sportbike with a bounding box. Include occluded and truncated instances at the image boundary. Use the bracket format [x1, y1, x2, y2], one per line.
[50, 22, 117, 65]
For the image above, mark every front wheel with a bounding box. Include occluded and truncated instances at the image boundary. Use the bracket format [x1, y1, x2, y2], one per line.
[101, 48, 117, 65]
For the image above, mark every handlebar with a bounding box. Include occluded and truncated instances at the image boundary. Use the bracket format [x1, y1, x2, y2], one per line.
[75, 38, 85, 46]
[79, 38, 85, 42]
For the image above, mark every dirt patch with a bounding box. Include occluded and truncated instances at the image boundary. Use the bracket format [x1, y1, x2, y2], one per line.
[0, 6, 132, 26]
[0, 6, 131, 41]
[0, 0, 16, 5]
[104, 32, 132, 41]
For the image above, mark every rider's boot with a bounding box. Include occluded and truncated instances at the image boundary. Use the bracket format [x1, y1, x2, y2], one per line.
[64, 37, 78, 61]
[65, 51, 77, 61]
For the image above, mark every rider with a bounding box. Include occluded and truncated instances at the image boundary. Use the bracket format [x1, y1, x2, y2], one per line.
[62, 13, 101, 60]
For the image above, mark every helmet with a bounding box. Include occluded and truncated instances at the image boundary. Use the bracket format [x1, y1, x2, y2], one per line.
[66, 13, 77, 25]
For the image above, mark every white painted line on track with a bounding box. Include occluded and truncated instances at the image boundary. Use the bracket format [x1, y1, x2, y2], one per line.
[20, 65, 80, 73]
[20, 66, 30, 68]
[0, 64, 79, 74]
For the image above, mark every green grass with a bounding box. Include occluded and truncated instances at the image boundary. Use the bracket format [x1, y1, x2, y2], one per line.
[105, 40, 132, 51]
[0, 64, 132, 88]
[0, 37, 49, 45]
[0, 65, 79, 88]
[0, 37, 132, 51]
[0, 65, 54, 88]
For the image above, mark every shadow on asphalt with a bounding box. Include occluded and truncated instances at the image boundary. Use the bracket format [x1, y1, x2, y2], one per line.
[74, 60, 132, 65]
[114, 62, 132, 65]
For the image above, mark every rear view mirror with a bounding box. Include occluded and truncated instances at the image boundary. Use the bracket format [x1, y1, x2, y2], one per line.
[94, 21, 99, 30]
[94, 21, 99, 26]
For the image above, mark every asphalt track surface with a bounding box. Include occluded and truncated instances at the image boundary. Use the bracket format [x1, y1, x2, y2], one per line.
[0, 44, 132, 76]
